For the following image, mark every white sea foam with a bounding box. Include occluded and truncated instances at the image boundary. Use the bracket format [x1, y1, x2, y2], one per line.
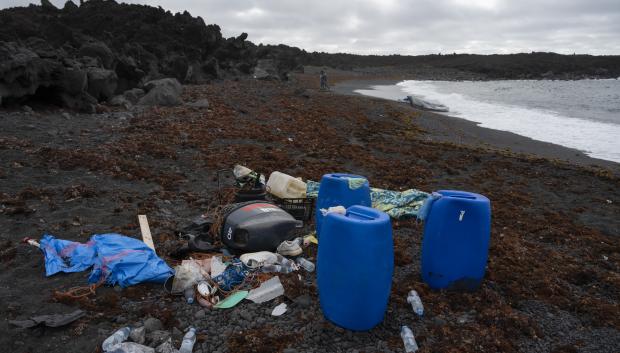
[357, 80, 620, 163]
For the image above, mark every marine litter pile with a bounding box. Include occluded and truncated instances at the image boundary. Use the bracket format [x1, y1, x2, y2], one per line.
[1, 79, 619, 353]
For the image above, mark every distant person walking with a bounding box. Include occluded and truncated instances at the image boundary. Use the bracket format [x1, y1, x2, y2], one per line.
[320, 70, 329, 91]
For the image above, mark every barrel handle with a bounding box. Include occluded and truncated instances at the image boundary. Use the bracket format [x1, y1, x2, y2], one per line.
[347, 210, 376, 220]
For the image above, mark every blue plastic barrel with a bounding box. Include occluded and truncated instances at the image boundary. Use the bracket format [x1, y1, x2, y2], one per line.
[317, 205, 393, 331]
[421, 190, 491, 291]
[315, 173, 371, 236]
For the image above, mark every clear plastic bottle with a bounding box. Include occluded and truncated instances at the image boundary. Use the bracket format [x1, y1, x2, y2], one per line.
[102, 326, 131, 351]
[178, 327, 196, 353]
[407, 290, 424, 316]
[184, 286, 195, 304]
[296, 257, 315, 272]
[400, 325, 419, 352]
[262, 264, 283, 273]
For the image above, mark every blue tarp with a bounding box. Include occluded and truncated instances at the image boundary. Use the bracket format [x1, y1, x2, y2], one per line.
[39, 233, 173, 288]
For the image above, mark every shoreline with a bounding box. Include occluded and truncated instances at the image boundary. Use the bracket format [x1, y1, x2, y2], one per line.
[333, 79, 620, 173]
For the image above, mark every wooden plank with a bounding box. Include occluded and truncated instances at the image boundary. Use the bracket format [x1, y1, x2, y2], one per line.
[138, 214, 156, 253]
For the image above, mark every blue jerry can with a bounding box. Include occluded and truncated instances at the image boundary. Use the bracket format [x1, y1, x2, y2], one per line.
[317, 205, 393, 331]
[421, 190, 491, 291]
[315, 173, 371, 236]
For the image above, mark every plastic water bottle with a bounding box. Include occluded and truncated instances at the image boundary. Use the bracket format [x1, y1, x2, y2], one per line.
[407, 290, 424, 316]
[262, 264, 283, 273]
[102, 326, 131, 351]
[179, 327, 196, 353]
[184, 286, 195, 304]
[296, 257, 315, 272]
[400, 326, 419, 352]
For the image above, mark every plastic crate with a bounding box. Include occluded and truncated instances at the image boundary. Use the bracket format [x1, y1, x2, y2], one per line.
[267, 195, 315, 222]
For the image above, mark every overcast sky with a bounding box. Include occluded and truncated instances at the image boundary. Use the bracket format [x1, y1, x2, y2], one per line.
[3, 0, 619, 55]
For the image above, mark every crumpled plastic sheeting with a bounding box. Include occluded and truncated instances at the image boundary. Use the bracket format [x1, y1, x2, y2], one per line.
[306, 180, 429, 220]
[39, 233, 173, 288]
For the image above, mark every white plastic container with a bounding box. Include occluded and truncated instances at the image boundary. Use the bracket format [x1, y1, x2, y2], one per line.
[266, 171, 307, 199]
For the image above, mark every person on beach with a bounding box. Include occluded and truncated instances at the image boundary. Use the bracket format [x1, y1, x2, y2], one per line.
[320, 70, 329, 91]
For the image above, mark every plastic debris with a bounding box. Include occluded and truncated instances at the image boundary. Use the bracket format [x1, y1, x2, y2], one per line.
[183, 286, 195, 304]
[178, 327, 196, 353]
[108, 342, 155, 353]
[296, 257, 315, 272]
[213, 258, 248, 291]
[407, 290, 424, 316]
[9, 309, 85, 328]
[271, 303, 288, 316]
[319, 205, 346, 216]
[210, 256, 227, 277]
[39, 233, 173, 287]
[171, 261, 205, 294]
[400, 326, 419, 352]
[102, 326, 131, 352]
[213, 290, 248, 309]
[246, 276, 284, 303]
[304, 234, 318, 245]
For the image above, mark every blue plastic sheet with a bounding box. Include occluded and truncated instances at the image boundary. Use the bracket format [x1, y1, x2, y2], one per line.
[212, 258, 249, 291]
[39, 233, 173, 288]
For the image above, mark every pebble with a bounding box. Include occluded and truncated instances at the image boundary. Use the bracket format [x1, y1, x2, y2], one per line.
[144, 317, 164, 332]
[239, 310, 253, 321]
[294, 294, 312, 308]
[194, 309, 206, 319]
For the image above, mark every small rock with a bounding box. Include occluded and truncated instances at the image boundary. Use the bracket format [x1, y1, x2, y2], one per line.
[144, 317, 163, 332]
[283, 349, 298, 353]
[61, 112, 71, 119]
[130, 326, 146, 344]
[154, 338, 176, 353]
[186, 98, 209, 109]
[147, 330, 171, 348]
[23, 105, 33, 113]
[194, 309, 206, 319]
[115, 315, 127, 324]
[239, 310, 253, 321]
[172, 327, 183, 342]
[294, 294, 312, 308]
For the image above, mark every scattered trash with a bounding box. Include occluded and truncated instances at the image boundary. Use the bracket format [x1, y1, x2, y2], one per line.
[400, 325, 419, 352]
[232, 165, 266, 202]
[213, 290, 249, 309]
[213, 258, 249, 291]
[39, 233, 173, 287]
[171, 260, 205, 295]
[407, 290, 424, 316]
[319, 205, 346, 216]
[271, 302, 288, 316]
[9, 309, 85, 329]
[183, 286, 195, 304]
[219, 201, 302, 253]
[261, 254, 297, 273]
[304, 233, 318, 245]
[239, 251, 279, 269]
[21, 237, 40, 248]
[246, 276, 284, 303]
[178, 327, 196, 353]
[102, 326, 131, 352]
[266, 171, 307, 199]
[108, 342, 154, 353]
[210, 256, 227, 277]
[296, 257, 315, 272]
[276, 237, 303, 256]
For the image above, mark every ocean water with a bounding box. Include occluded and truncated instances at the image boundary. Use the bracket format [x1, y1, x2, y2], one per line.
[355, 79, 620, 163]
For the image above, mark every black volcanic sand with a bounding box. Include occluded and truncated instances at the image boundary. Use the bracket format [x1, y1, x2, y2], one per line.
[334, 79, 620, 173]
[1, 75, 619, 353]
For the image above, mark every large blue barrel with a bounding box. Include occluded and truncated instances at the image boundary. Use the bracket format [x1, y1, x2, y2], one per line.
[317, 205, 393, 331]
[315, 173, 371, 236]
[421, 190, 491, 291]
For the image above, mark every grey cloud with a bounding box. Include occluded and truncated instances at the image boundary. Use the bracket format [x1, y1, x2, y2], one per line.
[2, 0, 618, 54]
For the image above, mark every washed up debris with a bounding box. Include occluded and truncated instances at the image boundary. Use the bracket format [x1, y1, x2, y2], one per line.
[239, 251, 279, 269]
[9, 309, 85, 329]
[407, 290, 424, 316]
[266, 171, 307, 199]
[271, 303, 288, 316]
[319, 205, 346, 216]
[38, 233, 173, 288]
[210, 256, 227, 277]
[171, 260, 205, 295]
[400, 325, 419, 352]
[246, 276, 284, 303]
[295, 257, 315, 272]
[178, 327, 196, 353]
[304, 233, 318, 245]
[213, 258, 248, 291]
[213, 290, 248, 309]
[276, 238, 303, 256]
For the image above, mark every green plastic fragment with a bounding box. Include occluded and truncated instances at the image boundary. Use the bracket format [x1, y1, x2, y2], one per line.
[214, 290, 249, 309]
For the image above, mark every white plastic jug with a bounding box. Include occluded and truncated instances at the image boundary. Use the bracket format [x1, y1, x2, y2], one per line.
[266, 171, 307, 199]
